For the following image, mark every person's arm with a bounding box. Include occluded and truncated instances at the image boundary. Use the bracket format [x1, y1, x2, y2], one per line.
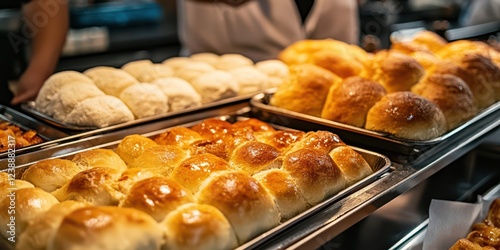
[11, 0, 69, 105]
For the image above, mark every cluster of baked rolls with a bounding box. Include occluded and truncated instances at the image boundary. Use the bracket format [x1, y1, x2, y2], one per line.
[273, 31, 500, 140]
[34, 53, 288, 128]
[450, 198, 500, 249]
[0, 118, 373, 250]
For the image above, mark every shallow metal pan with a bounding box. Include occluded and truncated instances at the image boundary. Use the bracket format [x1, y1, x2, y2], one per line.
[1, 115, 391, 250]
[250, 92, 500, 155]
[0, 105, 70, 158]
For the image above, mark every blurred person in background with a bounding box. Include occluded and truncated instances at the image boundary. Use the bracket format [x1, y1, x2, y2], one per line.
[461, 0, 500, 26]
[175, 0, 359, 62]
[0, 0, 68, 106]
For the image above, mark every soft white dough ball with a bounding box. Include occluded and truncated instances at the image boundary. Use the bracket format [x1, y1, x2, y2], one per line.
[191, 71, 239, 104]
[190, 53, 220, 66]
[215, 54, 254, 71]
[228, 66, 270, 94]
[119, 83, 169, 119]
[152, 77, 202, 111]
[175, 61, 216, 83]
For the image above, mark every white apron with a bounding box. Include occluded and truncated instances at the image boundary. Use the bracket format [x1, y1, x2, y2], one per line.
[177, 0, 359, 61]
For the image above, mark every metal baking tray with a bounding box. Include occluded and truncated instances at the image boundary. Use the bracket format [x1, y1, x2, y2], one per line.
[0, 105, 70, 158]
[1, 115, 391, 250]
[250, 92, 500, 155]
[21, 92, 257, 131]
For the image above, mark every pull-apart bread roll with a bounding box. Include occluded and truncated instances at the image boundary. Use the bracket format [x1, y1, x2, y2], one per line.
[35, 71, 94, 115]
[196, 171, 280, 244]
[259, 130, 306, 152]
[122, 59, 174, 82]
[255, 59, 289, 88]
[390, 41, 441, 70]
[0, 179, 34, 199]
[161, 203, 238, 250]
[71, 148, 127, 172]
[321, 76, 386, 127]
[189, 118, 233, 140]
[114, 168, 162, 194]
[232, 118, 277, 141]
[329, 146, 373, 185]
[21, 159, 83, 192]
[152, 77, 202, 111]
[121, 59, 154, 80]
[229, 66, 270, 94]
[411, 73, 477, 131]
[63, 95, 134, 128]
[51, 167, 123, 206]
[48, 82, 105, 121]
[365, 91, 447, 140]
[170, 153, 233, 194]
[392, 30, 447, 54]
[83, 66, 138, 97]
[190, 70, 239, 104]
[229, 141, 281, 174]
[48, 206, 163, 250]
[175, 61, 216, 83]
[116, 134, 158, 166]
[17, 201, 88, 250]
[361, 50, 425, 93]
[436, 40, 495, 61]
[279, 39, 367, 78]
[120, 83, 169, 119]
[0, 188, 59, 239]
[270, 64, 341, 117]
[128, 145, 188, 176]
[120, 176, 194, 222]
[190, 52, 220, 66]
[287, 130, 345, 154]
[215, 53, 254, 71]
[154, 127, 203, 149]
[282, 149, 347, 205]
[253, 169, 310, 221]
[162, 57, 194, 70]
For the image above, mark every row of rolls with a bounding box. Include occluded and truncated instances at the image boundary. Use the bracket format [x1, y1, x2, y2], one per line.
[34, 54, 289, 128]
[272, 30, 500, 140]
[0, 118, 374, 250]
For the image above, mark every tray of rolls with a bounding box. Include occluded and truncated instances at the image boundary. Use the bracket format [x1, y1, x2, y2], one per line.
[21, 53, 288, 131]
[0, 116, 390, 250]
[250, 30, 500, 155]
[0, 105, 70, 159]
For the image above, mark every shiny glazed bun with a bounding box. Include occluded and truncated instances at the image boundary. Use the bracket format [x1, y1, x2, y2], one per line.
[190, 118, 233, 140]
[161, 203, 238, 250]
[282, 149, 347, 205]
[270, 64, 341, 117]
[287, 130, 345, 154]
[196, 171, 280, 244]
[21, 159, 83, 192]
[410, 30, 448, 53]
[229, 141, 281, 174]
[259, 130, 306, 152]
[48, 206, 163, 250]
[365, 91, 447, 140]
[83, 66, 138, 97]
[328, 146, 373, 185]
[114, 168, 162, 194]
[411, 73, 477, 130]
[231, 118, 277, 139]
[0, 179, 34, 199]
[116, 134, 158, 166]
[71, 148, 127, 172]
[119, 177, 194, 222]
[321, 76, 387, 127]
[128, 145, 188, 176]
[154, 126, 203, 149]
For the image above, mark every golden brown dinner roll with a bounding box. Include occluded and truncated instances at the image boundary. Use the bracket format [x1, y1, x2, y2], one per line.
[411, 73, 477, 130]
[410, 30, 448, 53]
[229, 141, 281, 174]
[287, 130, 345, 154]
[486, 198, 500, 228]
[365, 91, 447, 140]
[51, 167, 123, 206]
[321, 76, 387, 127]
[436, 40, 494, 60]
[128, 145, 188, 176]
[71, 148, 127, 172]
[328, 146, 373, 186]
[259, 130, 306, 152]
[389, 41, 442, 70]
[119, 176, 194, 222]
[252, 169, 310, 221]
[449, 238, 494, 250]
[0, 188, 59, 239]
[116, 134, 158, 166]
[189, 137, 235, 161]
[83, 66, 138, 97]
[21, 159, 83, 192]
[114, 168, 162, 194]
[190, 118, 233, 140]
[231, 118, 277, 139]
[0, 179, 34, 199]
[310, 49, 365, 78]
[161, 203, 238, 250]
[360, 50, 425, 93]
[170, 153, 233, 194]
[282, 149, 347, 205]
[16, 201, 89, 250]
[270, 64, 341, 117]
[0, 172, 8, 184]
[154, 126, 203, 149]
[48, 206, 163, 250]
[196, 171, 280, 244]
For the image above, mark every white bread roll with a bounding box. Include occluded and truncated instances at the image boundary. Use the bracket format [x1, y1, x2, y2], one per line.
[215, 54, 253, 71]
[191, 70, 239, 104]
[35, 71, 94, 115]
[63, 95, 134, 128]
[121, 59, 153, 80]
[162, 57, 194, 70]
[49, 82, 105, 121]
[190, 52, 220, 66]
[119, 83, 169, 119]
[135, 64, 174, 83]
[70, 148, 127, 172]
[196, 171, 280, 244]
[255, 59, 289, 88]
[16, 201, 88, 250]
[83, 66, 138, 97]
[229, 66, 270, 94]
[21, 159, 83, 192]
[161, 203, 238, 250]
[0, 188, 59, 239]
[116, 134, 158, 166]
[175, 61, 216, 82]
[152, 77, 202, 111]
[48, 206, 163, 250]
